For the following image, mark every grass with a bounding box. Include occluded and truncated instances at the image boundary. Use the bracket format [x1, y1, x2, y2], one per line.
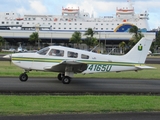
[0, 95, 160, 115]
[0, 61, 159, 79]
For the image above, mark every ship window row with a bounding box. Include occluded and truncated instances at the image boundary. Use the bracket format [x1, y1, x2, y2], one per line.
[1, 21, 84, 26]
[53, 23, 82, 25]
[52, 27, 114, 30]
[96, 23, 118, 26]
[2, 22, 119, 26]
[1, 21, 120, 27]
[1, 21, 114, 30]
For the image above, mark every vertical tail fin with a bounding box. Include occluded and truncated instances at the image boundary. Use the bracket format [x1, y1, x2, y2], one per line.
[123, 37, 153, 63]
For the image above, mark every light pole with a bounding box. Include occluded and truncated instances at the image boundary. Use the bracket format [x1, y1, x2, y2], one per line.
[35, 24, 40, 50]
[50, 26, 52, 46]
[99, 32, 101, 53]
[105, 33, 106, 54]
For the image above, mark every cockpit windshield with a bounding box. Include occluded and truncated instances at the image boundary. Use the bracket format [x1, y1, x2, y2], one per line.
[37, 47, 50, 55]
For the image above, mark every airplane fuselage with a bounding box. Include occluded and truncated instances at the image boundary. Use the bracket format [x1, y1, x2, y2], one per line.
[11, 49, 139, 74]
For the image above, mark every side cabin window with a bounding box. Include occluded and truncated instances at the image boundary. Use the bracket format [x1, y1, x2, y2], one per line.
[49, 49, 64, 57]
[68, 51, 78, 58]
[37, 47, 50, 55]
[81, 54, 89, 59]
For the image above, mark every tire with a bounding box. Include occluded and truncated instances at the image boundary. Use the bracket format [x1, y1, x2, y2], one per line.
[62, 76, 71, 84]
[57, 73, 62, 81]
[19, 73, 28, 82]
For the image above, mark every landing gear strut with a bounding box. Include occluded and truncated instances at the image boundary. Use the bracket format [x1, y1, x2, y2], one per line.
[19, 73, 28, 82]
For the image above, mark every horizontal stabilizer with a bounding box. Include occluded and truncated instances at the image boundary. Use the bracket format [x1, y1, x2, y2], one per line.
[43, 66, 52, 70]
[135, 65, 156, 70]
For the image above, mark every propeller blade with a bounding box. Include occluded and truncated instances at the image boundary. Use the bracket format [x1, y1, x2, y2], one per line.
[3, 54, 12, 65]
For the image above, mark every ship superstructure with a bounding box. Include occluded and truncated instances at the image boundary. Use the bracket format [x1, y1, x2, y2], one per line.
[0, 0, 149, 32]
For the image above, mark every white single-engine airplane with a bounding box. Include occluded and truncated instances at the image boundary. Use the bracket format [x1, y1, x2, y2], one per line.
[3, 37, 154, 84]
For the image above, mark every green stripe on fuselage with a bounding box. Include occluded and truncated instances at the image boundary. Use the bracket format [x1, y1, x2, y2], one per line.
[12, 57, 63, 63]
[12, 57, 143, 66]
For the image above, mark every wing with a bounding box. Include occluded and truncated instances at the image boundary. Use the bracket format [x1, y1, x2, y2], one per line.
[44, 60, 88, 73]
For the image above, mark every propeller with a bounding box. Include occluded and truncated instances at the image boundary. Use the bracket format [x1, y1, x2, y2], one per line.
[3, 54, 12, 65]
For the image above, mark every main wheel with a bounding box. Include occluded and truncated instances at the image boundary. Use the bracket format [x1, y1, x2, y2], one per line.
[62, 76, 71, 84]
[19, 73, 28, 82]
[57, 73, 63, 81]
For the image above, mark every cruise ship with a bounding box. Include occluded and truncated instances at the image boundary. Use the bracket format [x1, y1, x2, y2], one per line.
[0, 0, 149, 32]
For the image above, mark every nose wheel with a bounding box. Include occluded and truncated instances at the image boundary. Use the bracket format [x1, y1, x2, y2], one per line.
[19, 73, 28, 82]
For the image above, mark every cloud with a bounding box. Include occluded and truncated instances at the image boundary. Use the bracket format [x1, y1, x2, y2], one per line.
[13, 0, 47, 15]
[29, 0, 47, 14]
[16, 7, 29, 15]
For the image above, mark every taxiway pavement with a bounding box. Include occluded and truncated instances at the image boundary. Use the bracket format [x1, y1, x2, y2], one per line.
[1, 112, 160, 120]
[0, 77, 160, 94]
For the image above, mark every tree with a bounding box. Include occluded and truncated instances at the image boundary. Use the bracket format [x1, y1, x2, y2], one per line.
[126, 25, 144, 52]
[154, 30, 160, 52]
[84, 28, 98, 50]
[29, 32, 40, 49]
[119, 41, 126, 54]
[129, 25, 139, 38]
[129, 25, 144, 43]
[84, 28, 95, 37]
[83, 37, 98, 50]
[69, 31, 82, 48]
[0, 36, 5, 52]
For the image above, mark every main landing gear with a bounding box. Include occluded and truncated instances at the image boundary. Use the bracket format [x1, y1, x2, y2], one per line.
[57, 73, 71, 84]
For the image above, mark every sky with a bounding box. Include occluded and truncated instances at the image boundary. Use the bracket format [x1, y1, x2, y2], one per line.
[0, 0, 160, 30]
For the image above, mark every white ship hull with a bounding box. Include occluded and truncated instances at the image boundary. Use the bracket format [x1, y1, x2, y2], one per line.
[0, 1, 150, 32]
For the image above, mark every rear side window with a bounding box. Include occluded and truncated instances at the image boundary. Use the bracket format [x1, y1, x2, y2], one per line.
[67, 51, 78, 58]
[81, 54, 89, 59]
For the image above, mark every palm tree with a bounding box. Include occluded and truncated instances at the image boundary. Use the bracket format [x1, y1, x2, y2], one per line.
[83, 37, 98, 51]
[129, 25, 144, 42]
[127, 25, 144, 51]
[84, 28, 95, 37]
[0, 36, 5, 52]
[119, 41, 126, 54]
[129, 25, 139, 38]
[154, 30, 160, 52]
[29, 32, 40, 49]
[70, 31, 82, 48]
[84, 28, 98, 50]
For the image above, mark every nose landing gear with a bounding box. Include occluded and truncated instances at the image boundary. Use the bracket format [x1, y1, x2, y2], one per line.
[19, 73, 28, 82]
